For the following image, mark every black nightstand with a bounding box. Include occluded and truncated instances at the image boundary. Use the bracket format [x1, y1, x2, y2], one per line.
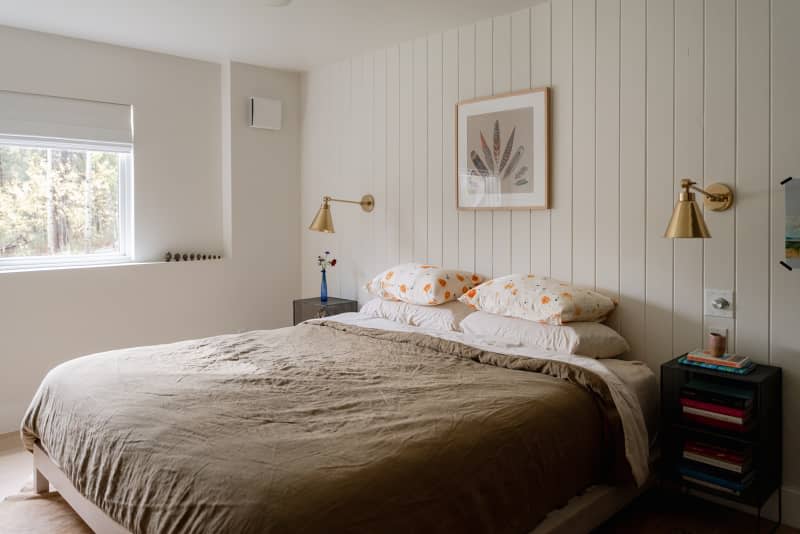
[660, 356, 782, 525]
[293, 297, 358, 325]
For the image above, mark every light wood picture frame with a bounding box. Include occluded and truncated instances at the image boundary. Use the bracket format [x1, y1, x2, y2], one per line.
[456, 87, 550, 210]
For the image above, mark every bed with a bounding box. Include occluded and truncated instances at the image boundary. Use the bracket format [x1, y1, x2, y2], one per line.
[21, 312, 657, 534]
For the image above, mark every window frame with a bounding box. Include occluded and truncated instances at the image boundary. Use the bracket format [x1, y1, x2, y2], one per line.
[0, 134, 133, 272]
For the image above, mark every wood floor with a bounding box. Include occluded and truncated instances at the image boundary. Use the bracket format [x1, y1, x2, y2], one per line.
[596, 487, 797, 533]
[1, 432, 796, 533]
[0, 433, 28, 502]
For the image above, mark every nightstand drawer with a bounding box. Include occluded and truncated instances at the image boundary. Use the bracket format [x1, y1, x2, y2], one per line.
[293, 297, 358, 325]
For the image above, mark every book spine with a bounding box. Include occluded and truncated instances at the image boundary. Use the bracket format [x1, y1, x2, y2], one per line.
[679, 467, 751, 491]
[681, 388, 751, 409]
[680, 359, 752, 374]
[683, 413, 749, 432]
[683, 451, 745, 473]
[684, 444, 747, 464]
[680, 398, 748, 418]
[686, 353, 748, 368]
[682, 406, 746, 424]
[682, 476, 740, 496]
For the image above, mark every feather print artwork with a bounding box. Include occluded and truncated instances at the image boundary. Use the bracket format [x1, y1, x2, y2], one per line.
[470, 150, 490, 177]
[512, 165, 528, 183]
[493, 120, 501, 165]
[502, 146, 524, 180]
[460, 89, 547, 208]
[498, 127, 516, 174]
[468, 122, 529, 191]
[480, 132, 495, 173]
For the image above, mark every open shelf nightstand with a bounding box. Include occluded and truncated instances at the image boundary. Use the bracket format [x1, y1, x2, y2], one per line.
[660, 356, 782, 528]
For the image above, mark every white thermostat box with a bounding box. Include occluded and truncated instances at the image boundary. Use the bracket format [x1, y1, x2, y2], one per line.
[249, 97, 282, 130]
[704, 288, 735, 318]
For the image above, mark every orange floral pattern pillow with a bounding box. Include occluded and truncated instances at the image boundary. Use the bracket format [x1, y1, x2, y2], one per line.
[458, 274, 616, 325]
[366, 264, 483, 306]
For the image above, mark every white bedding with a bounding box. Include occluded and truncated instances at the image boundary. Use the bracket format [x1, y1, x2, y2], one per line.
[317, 312, 654, 487]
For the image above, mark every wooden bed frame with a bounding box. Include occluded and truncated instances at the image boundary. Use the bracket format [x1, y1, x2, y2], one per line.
[33, 443, 131, 534]
[32, 441, 651, 534]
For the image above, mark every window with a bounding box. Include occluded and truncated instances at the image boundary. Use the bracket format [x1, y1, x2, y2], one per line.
[0, 91, 133, 271]
[0, 137, 131, 269]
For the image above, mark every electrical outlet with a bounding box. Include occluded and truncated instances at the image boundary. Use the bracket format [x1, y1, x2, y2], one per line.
[704, 289, 734, 318]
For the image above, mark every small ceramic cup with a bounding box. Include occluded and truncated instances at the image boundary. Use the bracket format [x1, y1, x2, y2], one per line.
[708, 332, 727, 357]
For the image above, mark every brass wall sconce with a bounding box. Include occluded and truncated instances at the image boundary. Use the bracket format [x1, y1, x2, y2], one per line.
[664, 179, 734, 238]
[308, 194, 375, 233]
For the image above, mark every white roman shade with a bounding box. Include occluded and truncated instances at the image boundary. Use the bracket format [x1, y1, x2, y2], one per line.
[0, 91, 132, 145]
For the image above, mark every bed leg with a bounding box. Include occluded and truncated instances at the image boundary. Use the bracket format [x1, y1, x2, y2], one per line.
[33, 465, 50, 494]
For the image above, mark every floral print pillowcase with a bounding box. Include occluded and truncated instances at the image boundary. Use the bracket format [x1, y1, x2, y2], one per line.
[366, 264, 483, 306]
[458, 273, 616, 325]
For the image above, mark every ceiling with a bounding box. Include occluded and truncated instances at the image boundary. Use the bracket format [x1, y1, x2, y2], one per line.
[0, 0, 539, 71]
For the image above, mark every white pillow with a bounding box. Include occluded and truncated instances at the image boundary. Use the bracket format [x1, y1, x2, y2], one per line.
[460, 311, 630, 358]
[360, 299, 474, 331]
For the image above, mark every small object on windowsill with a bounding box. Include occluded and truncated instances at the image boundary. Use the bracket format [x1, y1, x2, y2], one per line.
[165, 253, 223, 262]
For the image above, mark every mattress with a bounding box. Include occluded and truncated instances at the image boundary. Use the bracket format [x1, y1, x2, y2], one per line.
[21, 315, 651, 534]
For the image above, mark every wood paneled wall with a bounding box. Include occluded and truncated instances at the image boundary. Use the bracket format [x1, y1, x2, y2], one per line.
[301, 1, 800, 518]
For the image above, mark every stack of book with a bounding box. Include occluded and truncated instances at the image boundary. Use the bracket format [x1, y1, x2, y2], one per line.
[680, 440, 755, 495]
[679, 350, 755, 375]
[680, 380, 754, 433]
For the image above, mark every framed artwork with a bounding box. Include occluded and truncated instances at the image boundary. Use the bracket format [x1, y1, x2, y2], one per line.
[456, 87, 550, 210]
[786, 178, 800, 268]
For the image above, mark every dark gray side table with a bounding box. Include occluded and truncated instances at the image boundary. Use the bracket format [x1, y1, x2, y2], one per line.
[293, 297, 358, 325]
[660, 356, 782, 528]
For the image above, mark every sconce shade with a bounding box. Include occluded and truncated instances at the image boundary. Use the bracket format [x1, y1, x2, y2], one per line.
[664, 196, 711, 238]
[309, 200, 335, 233]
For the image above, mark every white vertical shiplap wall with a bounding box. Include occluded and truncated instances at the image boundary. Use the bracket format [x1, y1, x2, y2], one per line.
[772, 0, 800, 522]
[301, 0, 800, 519]
[617, 0, 646, 369]
[645, 0, 675, 376]
[673, 0, 704, 362]
[531, 2, 551, 277]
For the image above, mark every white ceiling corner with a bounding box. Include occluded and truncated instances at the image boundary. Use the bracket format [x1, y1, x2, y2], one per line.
[0, 0, 542, 71]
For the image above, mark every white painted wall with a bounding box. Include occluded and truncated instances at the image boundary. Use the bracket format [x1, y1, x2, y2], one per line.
[301, 0, 800, 525]
[0, 28, 301, 432]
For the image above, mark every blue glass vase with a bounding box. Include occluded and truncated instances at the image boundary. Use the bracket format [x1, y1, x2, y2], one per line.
[320, 270, 328, 302]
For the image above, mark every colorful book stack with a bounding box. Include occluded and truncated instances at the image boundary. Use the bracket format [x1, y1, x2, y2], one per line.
[680, 440, 755, 495]
[678, 350, 755, 375]
[680, 380, 754, 433]
[677, 380, 757, 495]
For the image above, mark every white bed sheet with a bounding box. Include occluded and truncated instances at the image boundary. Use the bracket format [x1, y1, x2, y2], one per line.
[315, 312, 653, 487]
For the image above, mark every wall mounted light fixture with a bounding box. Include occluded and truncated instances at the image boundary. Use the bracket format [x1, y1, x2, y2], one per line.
[308, 194, 375, 233]
[664, 179, 734, 238]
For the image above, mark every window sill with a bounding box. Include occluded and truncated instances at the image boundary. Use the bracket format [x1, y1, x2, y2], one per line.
[0, 256, 226, 274]
[0, 255, 134, 274]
